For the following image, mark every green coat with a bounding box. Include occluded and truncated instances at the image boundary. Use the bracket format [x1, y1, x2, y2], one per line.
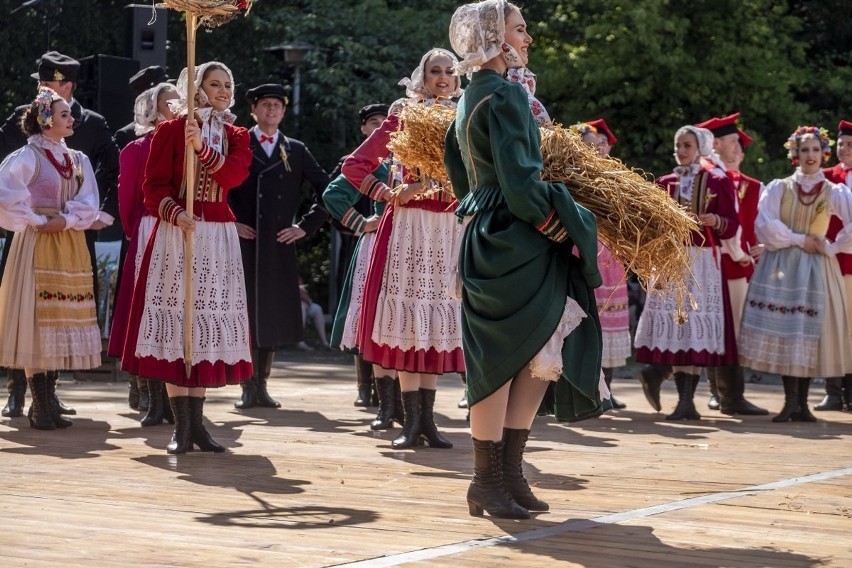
[322, 164, 388, 350]
[444, 69, 607, 422]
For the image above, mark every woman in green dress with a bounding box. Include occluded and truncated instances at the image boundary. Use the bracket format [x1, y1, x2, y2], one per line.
[445, 0, 608, 519]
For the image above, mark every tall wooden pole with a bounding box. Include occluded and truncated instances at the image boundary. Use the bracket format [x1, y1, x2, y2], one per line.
[183, 13, 198, 379]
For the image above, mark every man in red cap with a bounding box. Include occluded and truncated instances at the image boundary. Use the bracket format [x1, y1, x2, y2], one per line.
[818, 119, 852, 411]
[695, 113, 768, 416]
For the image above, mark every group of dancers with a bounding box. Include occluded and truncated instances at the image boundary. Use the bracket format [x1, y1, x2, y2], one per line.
[0, 0, 850, 520]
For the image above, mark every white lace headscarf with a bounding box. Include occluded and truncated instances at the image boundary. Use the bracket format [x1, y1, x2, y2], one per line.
[673, 126, 714, 199]
[449, 0, 515, 78]
[398, 48, 463, 100]
[172, 61, 237, 152]
[133, 82, 178, 136]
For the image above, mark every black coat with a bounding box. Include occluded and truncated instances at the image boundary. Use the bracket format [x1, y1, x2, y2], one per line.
[228, 130, 330, 348]
[114, 121, 140, 151]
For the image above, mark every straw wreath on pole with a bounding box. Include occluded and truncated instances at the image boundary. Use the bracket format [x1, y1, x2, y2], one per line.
[159, 0, 255, 376]
[388, 103, 700, 321]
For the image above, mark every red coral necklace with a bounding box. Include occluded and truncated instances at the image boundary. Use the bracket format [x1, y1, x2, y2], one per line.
[796, 181, 823, 206]
[44, 149, 74, 180]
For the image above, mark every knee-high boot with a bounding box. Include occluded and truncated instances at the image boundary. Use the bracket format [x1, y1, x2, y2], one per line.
[638, 364, 672, 412]
[254, 348, 280, 408]
[137, 377, 150, 412]
[166, 396, 192, 454]
[502, 428, 548, 511]
[795, 379, 817, 422]
[603, 368, 626, 409]
[26, 373, 55, 430]
[353, 355, 374, 407]
[128, 375, 140, 410]
[814, 377, 844, 411]
[706, 368, 720, 410]
[419, 388, 452, 448]
[466, 438, 529, 519]
[47, 371, 75, 415]
[772, 376, 801, 422]
[189, 397, 225, 452]
[141, 380, 167, 426]
[666, 372, 700, 420]
[716, 365, 768, 415]
[2, 368, 27, 418]
[370, 375, 399, 430]
[391, 390, 423, 449]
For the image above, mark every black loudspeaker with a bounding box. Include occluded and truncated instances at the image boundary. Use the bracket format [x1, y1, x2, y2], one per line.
[125, 4, 168, 69]
[76, 55, 141, 131]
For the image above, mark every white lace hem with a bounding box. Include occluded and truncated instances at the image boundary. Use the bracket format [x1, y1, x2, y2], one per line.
[529, 296, 587, 382]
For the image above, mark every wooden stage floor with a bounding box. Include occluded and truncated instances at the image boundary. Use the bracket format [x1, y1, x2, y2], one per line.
[1, 352, 850, 567]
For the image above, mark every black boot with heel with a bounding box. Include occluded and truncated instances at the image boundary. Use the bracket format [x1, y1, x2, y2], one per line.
[467, 438, 529, 519]
[666, 372, 701, 420]
[419, 388, 452, 448]
[189, 397, 226, 452]
[502, 428, 548, 511]
[26, 373, 55, 430]
[391, 390, 423, 449]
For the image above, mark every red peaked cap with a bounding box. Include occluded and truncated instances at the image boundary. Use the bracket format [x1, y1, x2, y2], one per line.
[695, 112, 753, 148]
[838, 120, 852, 137]
[586, 118, 617, 145]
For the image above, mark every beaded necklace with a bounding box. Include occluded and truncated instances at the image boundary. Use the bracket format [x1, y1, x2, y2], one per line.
[44, 148, 74, 180]
[796, 181, 823, 206]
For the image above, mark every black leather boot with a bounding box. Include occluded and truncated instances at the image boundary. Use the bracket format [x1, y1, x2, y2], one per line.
[814, 377, 844, 411]
[467, 438, 530, 519]
[393, 378, 405, 426]
[128, 376, 140, 410]
[391, 390, 423, 449]
[162, 386, 175, 424]
[419, 388, 453, 448]
[46, 379, 72, 428]
[166, 396, 192, 454]
[772, 376, 801, 422]
[2, 369, 26, 418]
[137, 377, 150, 412]
[254, 348, 281, 408]
[370, 375, 399, 430]
[188, 397, 225, 452]
[353, 355, 374, 407]
[47, 371, 75, 415]
[706, 368, 720, 410]
[638, 364, 671, 412]
[716, 365, 768, 415]
[141, 380, 167, 426]
[502, 428, 548, 511]
[795, 379, 817, 422]
[843, 375, 852, 411]
[26, 373, 55, 430]
[666, 372, 701, 420]
[603, 367, 626, 409]
[234, 379, 257, 409]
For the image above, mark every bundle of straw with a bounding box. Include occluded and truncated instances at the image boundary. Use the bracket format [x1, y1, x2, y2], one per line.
[389, 103, 699, 312]
[161, 0, 253, 28]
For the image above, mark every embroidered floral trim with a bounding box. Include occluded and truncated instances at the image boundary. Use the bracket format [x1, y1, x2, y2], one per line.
[38, 290, 95, 302]
[747, 299, 818, 317]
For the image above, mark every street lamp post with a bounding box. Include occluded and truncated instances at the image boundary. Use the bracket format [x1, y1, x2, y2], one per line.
[264, 42, 312, 118]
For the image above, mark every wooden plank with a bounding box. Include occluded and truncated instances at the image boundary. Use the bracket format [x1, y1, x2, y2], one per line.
[1, 357, 850, 567]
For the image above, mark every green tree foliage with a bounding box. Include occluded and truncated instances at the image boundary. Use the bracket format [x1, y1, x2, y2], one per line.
[528, 0, 812, 180]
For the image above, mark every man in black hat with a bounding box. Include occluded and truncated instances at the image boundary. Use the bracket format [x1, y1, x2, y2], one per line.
[114, 66, 170, 150]
[0, 50, 120, 418]
[328, 103, 388, 407]
[228, 83, 330, 409]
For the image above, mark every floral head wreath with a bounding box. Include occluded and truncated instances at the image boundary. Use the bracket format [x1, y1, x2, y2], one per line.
[33, 86, 62, 129]
[784, 126, 833, 165]
[570, 123, 598, 139]
[398, 48, 463, 100]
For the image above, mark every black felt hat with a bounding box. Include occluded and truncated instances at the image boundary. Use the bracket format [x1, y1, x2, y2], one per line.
[245, 83, 291, 105]
[128, 66, 170, 96]
[359, 103, 389, 124]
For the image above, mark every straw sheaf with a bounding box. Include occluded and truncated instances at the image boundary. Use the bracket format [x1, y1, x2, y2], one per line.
[389, 104, 699, 317]
[160, 0, 252, 28]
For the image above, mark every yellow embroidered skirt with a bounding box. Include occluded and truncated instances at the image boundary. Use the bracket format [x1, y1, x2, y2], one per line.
[0, 227, 101, 370]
